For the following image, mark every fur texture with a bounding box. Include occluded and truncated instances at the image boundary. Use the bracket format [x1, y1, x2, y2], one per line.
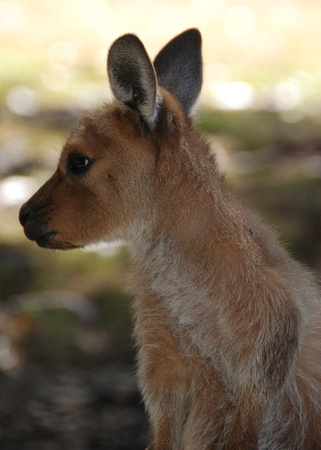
[19, 29, 321, 449]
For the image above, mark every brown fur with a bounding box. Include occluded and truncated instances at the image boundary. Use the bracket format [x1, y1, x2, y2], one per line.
[20, 30, 321, 449]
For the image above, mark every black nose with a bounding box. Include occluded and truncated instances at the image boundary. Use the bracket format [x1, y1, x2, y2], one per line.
[19, 203, 32, 226]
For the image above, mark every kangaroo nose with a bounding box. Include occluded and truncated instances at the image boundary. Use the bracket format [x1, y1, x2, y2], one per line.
[19, 203, 32, 226]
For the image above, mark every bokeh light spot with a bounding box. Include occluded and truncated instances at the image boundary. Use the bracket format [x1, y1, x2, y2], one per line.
[6, 85, 39, 116]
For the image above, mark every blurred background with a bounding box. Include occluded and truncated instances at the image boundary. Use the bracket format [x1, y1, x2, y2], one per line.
[1, 0, 321, 448]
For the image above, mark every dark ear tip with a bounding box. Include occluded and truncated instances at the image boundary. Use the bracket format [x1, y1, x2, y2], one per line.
[108, 33, 144, 61]
[174, 28, 202, 47]
[110, 33, 141, 46]
[186, 28, 202, 41]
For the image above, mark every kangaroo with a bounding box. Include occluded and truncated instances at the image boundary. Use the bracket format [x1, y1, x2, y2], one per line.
[19, 29, 321, 449]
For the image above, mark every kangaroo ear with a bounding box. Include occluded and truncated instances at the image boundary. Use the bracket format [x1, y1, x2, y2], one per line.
[107, 34, 159, 126]
[154, 28, 202, 115]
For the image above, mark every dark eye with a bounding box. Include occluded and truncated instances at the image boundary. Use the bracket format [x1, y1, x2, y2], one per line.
[67, 153, 93, 175]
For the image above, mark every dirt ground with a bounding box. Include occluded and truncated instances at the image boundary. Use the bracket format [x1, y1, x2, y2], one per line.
[0, 361, 149, 449]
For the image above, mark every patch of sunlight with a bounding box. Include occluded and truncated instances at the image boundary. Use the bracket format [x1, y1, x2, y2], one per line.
[209, 82, 255, 110]
[0, 176, 37, 209]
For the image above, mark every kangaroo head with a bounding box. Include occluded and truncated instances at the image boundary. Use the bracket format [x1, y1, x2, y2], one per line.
[19, 29, 202, 250]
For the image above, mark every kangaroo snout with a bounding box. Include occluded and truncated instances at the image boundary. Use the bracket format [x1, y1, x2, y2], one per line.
[19, 200, 57, 248]
[19, 176, 79, 251]
[19, 197, 78, 250]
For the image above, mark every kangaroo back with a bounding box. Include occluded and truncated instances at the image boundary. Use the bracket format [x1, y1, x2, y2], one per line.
[20, 29, 321, 449]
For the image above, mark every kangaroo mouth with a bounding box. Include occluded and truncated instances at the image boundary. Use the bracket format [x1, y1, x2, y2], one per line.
[36, 234, 79, 250]
[22, 221, 78, 250]
[25, 228, 78, 250]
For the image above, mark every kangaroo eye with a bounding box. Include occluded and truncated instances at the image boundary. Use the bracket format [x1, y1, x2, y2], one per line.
[67, 153, 93, 175]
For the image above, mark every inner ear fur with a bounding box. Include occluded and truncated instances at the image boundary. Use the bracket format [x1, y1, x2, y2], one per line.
[107, 34, 159, 126]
